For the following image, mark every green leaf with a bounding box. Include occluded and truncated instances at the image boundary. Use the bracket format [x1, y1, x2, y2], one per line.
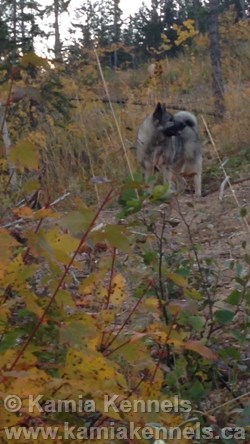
[188, 315, 205, 332]
[150, 184, 170, 200]
[143, 251, 158, 265]
[105, 225, 131, 253]
[215, 309, 234, 324]
[56, 290, 75, 309]
[227, 289, 241, 305]
[244, 254, 250, 265]
[237, 406, 250, 427]
[189, 379, 205, 399]
[240, 207, 247, 218]
[59, 317, 96, 347]
[218, 347, 240, 360]
[0, 329, 23, 353]
[58, 209, 94, 233]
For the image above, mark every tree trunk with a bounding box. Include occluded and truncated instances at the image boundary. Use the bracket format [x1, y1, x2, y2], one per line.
[20, 0, 26, 45]
[0, 103, 17, 188]
[54, 0, 62, 59]
[193, 0, 201, 31]
[208, 0, 225, 118]
[13, 0, 17, 43]
[239, 0, 247, 20]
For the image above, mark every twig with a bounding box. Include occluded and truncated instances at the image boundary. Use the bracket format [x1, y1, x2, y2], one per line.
[1, 192, 71, 229]
[201, 116, 250, 234]
[7, 188, 115, 372]
[202, 176, 250, 197]
[150, 312, 178, 384]
[100, 247, 117, 349]
[94, 50, 135, 182]
[205, 390, 250, 415]
[103, 279, 153, 352]
[173, 197, 215, 338]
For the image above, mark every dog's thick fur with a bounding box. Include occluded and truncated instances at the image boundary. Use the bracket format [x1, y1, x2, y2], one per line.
[135, 103, 202, 196]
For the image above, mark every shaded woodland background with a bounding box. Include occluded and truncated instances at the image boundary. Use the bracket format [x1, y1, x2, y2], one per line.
[0, 3, 249, 443]
[0, 0, 249, 202]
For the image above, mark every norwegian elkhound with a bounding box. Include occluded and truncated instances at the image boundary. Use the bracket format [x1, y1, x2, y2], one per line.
[135, 102, 202, 196]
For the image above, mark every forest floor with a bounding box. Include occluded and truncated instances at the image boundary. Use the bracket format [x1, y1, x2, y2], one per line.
[168, 177, 250, 296]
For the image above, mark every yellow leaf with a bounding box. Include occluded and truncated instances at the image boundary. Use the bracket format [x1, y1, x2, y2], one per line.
[4, 254, 37, 290]
[0, 410, 22, 429]
[23, 290, 44, 318]
[167, 272, 188, 288]
[13, 206, 34, 219]
[9, 139, 39, 171]
[1, 349, 38, 370]
[20, 52, 49, 69]
[167, 273, 202, 300]
[184, 340, 218, 360]
[41, 228, 79, 264]
[144, 298, 159, 309]
[109, 273, 126, 305]
[0, 229, 19, 267]
[34, 208, 56, 220]
[61, 349, 127, 392]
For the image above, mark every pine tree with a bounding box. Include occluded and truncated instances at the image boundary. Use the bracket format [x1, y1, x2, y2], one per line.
[43, 0, 71, 59]
[208, 0, 225, 117]
[0, 0, 43, 54]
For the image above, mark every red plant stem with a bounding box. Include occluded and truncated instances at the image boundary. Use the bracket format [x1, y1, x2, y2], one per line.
[106, 247, 117, 309]
[8, 188, 114, 371]
[150, 312, 178, 384]
[103, 279, 153, 352]
[104, 337, 132, 356]
[100, 247, 117, 348]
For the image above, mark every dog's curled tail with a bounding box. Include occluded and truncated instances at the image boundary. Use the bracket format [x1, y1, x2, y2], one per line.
[174, 111, 198, 130]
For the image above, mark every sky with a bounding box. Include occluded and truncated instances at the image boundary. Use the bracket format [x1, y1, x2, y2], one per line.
[37, 0, 151, 56]
[65, 0, 150, 19]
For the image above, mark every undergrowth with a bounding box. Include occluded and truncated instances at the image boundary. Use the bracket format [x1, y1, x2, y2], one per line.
[0, 175, 249, 443]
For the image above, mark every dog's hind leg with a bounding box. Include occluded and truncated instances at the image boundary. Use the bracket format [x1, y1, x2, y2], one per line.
[194, 172, 202, 196]
[193, 158, 202, 196]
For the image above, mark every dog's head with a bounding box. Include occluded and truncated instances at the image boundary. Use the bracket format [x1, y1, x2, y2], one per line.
[152, 103, 173, 129]
[153, 103, 189, 138]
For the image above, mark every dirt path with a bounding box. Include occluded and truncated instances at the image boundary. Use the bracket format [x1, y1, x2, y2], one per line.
[168, 179, 250, 293]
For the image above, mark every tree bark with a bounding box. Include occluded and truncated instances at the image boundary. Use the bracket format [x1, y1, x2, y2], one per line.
[54, 0, 62, 59]
[239, 0, 247, 19]
[0, 103, 17, 188]
[208, 0, 225, 118]
[193, 0, 201, 31]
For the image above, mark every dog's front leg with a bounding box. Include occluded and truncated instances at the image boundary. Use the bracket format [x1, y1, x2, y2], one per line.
[163, 168, 173, 187]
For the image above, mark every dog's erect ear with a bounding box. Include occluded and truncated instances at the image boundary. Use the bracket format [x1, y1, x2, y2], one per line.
[153, 102, 163, 122]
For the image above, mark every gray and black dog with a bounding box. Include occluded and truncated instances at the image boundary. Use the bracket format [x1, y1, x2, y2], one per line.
[135, 102, 202, 196]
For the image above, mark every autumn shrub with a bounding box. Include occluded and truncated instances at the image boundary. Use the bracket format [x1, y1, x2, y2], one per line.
[0, 175, 249, 443]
